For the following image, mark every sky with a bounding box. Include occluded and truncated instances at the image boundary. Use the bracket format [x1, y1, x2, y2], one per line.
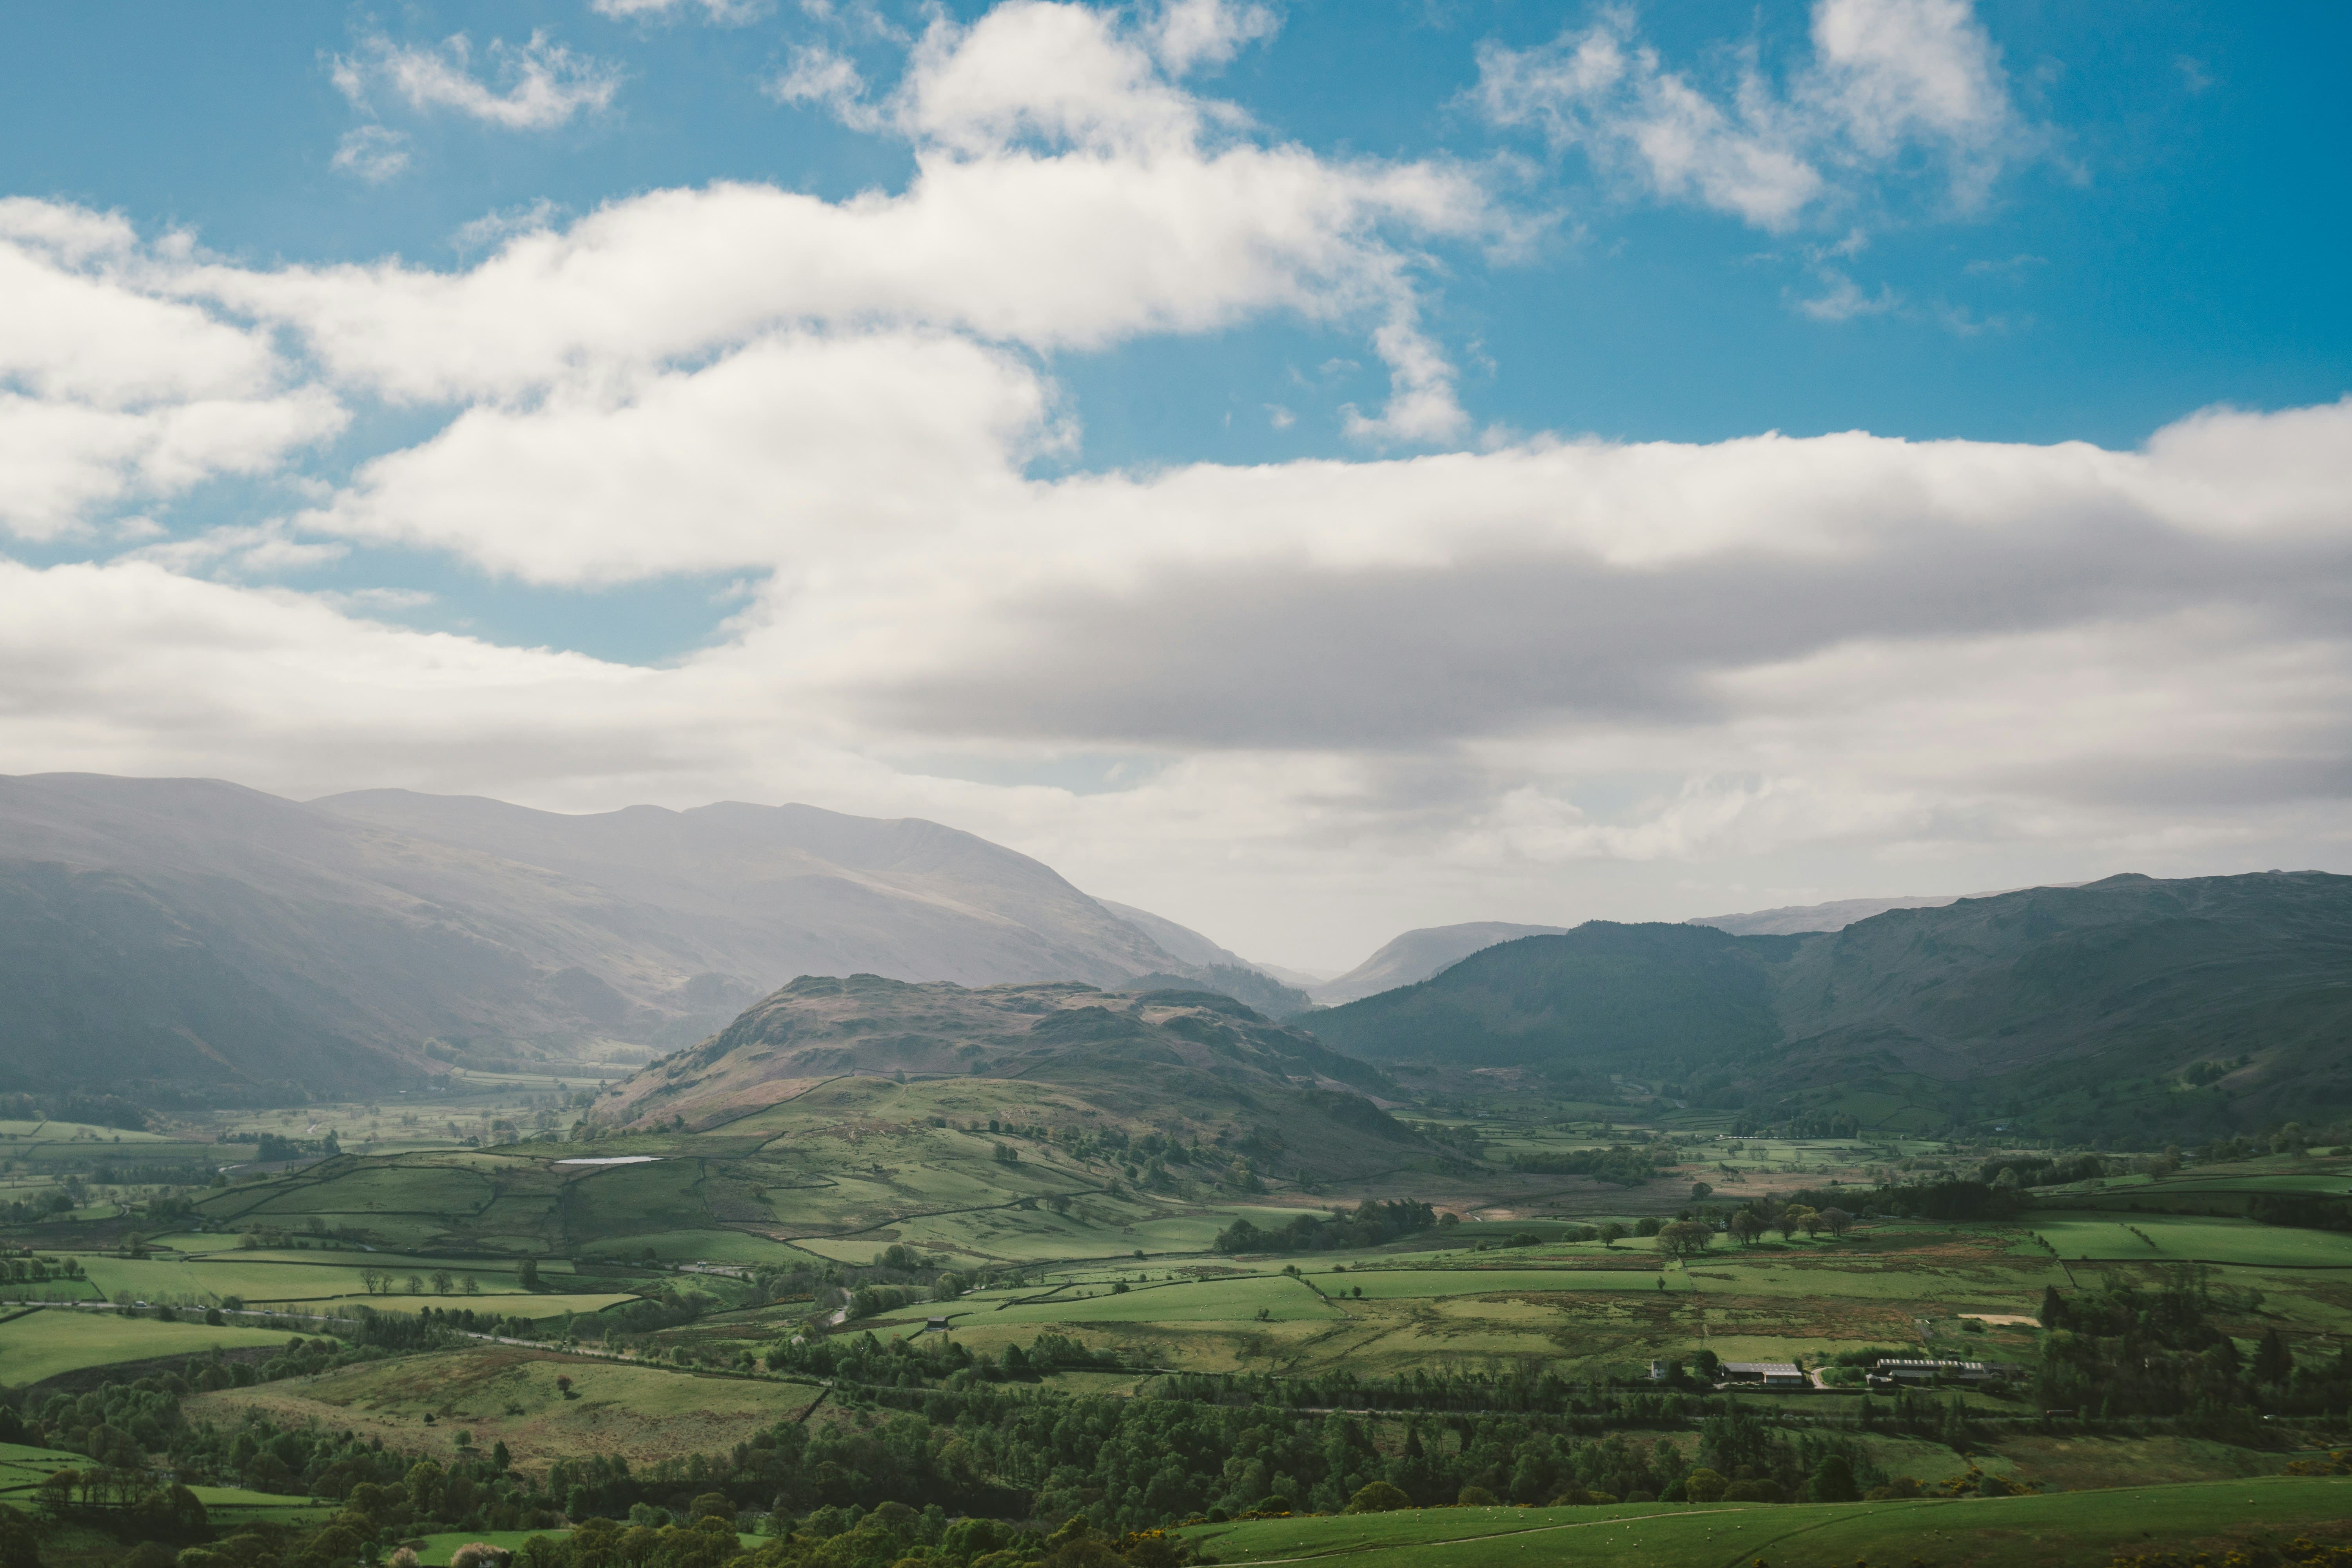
[0, 0, 2347, 974]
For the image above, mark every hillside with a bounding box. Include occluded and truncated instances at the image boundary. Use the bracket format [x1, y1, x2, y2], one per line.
[1303, 873, 2352, 1131]
[1301, 922, 1797, 1082]
[0, 774, 1201, 1096]
[601, 974, 1423, 1177]
[1311, 921, 1569, 1004]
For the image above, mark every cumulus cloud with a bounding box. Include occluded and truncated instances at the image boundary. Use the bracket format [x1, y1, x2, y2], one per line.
[1476, 0, 2026, 229]
[332, 29, 621, 131]
[198, 1, 1486, 451]
[0, 213, 343, 537]
[1146, 0, 1279, 74]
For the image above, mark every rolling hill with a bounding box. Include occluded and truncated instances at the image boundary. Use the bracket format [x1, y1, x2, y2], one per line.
[1301, 872, 2352, 1130]
[599, 973, 1427, 1178]
[0, 774, 1223, 1096]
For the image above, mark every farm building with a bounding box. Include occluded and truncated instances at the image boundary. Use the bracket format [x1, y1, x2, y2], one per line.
[1719, 1361, 1806, 1388]
[1866, 1358, 2020, 1387]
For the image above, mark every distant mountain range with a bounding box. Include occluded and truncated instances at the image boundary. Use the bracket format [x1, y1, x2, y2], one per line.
[0, 774, 1283, 1096]
[1308, 922, 1570, 1004]
[1301, 873, 2352, 1132]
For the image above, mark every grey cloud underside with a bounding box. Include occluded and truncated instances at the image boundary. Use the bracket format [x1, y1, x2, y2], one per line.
[851, 522, 2351, 750]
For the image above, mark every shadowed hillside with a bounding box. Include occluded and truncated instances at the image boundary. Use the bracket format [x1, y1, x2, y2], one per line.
[1302, 873, 2352, 1132]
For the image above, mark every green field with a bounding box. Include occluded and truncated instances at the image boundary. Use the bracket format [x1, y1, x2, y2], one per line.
[2033, 1211, 2352, 1266]
[1183, 1477, 2352, 1568]
[0, 1308, 306, 1386]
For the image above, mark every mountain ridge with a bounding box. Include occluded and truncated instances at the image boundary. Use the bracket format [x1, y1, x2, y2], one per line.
[0, 774, 1211, 1094]
[1300, 872, 2352, 1132]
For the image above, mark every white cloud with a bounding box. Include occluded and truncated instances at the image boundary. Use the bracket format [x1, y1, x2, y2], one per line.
[194, 2, 1487, 450]
[0, 216, 345, 537]
[332, 125, 412, 183]
[1792, 267, 1900, 320]
[765, 45, 879, 128]
[590, 0, 765, 22]
[332, 29, 621, 131]
[1146, 0, 1279, 75]
[1476, 0, 2027, 230]
[308, 331, 1053, 584]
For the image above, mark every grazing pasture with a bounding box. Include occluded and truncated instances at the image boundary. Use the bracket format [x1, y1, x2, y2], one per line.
[0, 1307, 304, 1385]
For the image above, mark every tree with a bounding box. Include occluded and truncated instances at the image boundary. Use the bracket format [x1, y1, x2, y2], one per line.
[1807, 1454, 1859, 1503]
[432, 1270, 455, 1296]
[1690, 1181, 1714, 1201]
[1780, 1205, 1820, 1240]
[1655, 1220, 1713, 1259]
[2253, 1327, 2293, 1385]
[1818, 1206, 1853, 1238]
[1345, 1482, 1411, 1514]
[0, 1502, 41, 1568]
[1729, 1210, 1764, 1247]
[1681, 1468, 1728, 1503]
[462, 1276, 481, 1297]
[405, 1274, 424, 1295]
[2038, 1284, 2067, 1329]
[518, 1258, 541, 1291]
[1598, 1222, 1626, 1247]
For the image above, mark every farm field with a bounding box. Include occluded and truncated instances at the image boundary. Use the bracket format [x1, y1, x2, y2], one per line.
[1180, 1477, 2352, 1568]
[2033, 1212, 2352, 1266]
[0, 1307, 315, 1385]
[182, 1344, 827, 1467]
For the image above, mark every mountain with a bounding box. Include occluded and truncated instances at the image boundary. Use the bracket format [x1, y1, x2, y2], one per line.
[0, 774, 1200, 1096]
[1311, 921, 1569, 1004]
[1301, 922, 1797, 1074]
[1685, 895, 1962, 936]
[1094, 900, 1314, 1013]
[1301, 873, 2352, 1130]
[601, 974, 1425, 1177]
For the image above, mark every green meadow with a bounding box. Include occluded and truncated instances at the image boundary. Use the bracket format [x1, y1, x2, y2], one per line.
[1181, 1477, 2352, 1568]
[0, 1308, 307, 1385]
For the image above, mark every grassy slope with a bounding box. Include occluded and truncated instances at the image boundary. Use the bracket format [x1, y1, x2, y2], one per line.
[1185, 1478, 2352, 1568]
[180, 1346, 824, 1468]
[0, 1308, 308, 1386]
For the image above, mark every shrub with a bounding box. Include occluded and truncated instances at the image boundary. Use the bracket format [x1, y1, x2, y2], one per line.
[1345, 1483, 1412, 1514]
[1455, 1486, 1497, 1507]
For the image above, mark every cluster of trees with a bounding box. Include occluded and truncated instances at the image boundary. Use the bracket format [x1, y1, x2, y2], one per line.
[1975, 1153, 2112, 1189]
[1506, 1145, 1675, 1186]
[1212, 1200, 1437, 1255]
[1785, 1178, 2024, 1222]
[0, 1253, 82, 1286]
[2035, 1270, 2352, 1432]
[1716, 1201, 1853, 1246]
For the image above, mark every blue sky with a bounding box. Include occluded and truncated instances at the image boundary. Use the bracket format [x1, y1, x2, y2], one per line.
[0, 0, 2347, 967]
